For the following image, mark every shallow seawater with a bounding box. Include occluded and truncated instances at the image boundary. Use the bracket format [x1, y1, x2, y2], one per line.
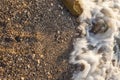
[70, 0, 120, 80]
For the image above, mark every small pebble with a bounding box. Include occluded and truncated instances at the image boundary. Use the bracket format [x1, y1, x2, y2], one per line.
[32, 54, 35, 59]
[37, 59, 40, 64]
[27, 65, 30, 68]
[47, 72, 52, 79]
[57, 30, 60, 34]
[50, 3, 53, 6]
[58, 5, 63, 9]
[40, 55, 44, 58]
[21, 77, 24, 80]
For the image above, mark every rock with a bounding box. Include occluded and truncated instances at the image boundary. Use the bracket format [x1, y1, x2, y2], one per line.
[62, 0, 83, 16]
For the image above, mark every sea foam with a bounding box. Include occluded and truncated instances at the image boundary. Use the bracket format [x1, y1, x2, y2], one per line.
[70, 0, 120, 80]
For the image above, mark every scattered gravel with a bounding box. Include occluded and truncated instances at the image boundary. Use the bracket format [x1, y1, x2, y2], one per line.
[0, 0, 78, 80]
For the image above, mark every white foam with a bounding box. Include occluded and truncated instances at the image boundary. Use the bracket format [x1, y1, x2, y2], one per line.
[70, 0, 120, 80]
